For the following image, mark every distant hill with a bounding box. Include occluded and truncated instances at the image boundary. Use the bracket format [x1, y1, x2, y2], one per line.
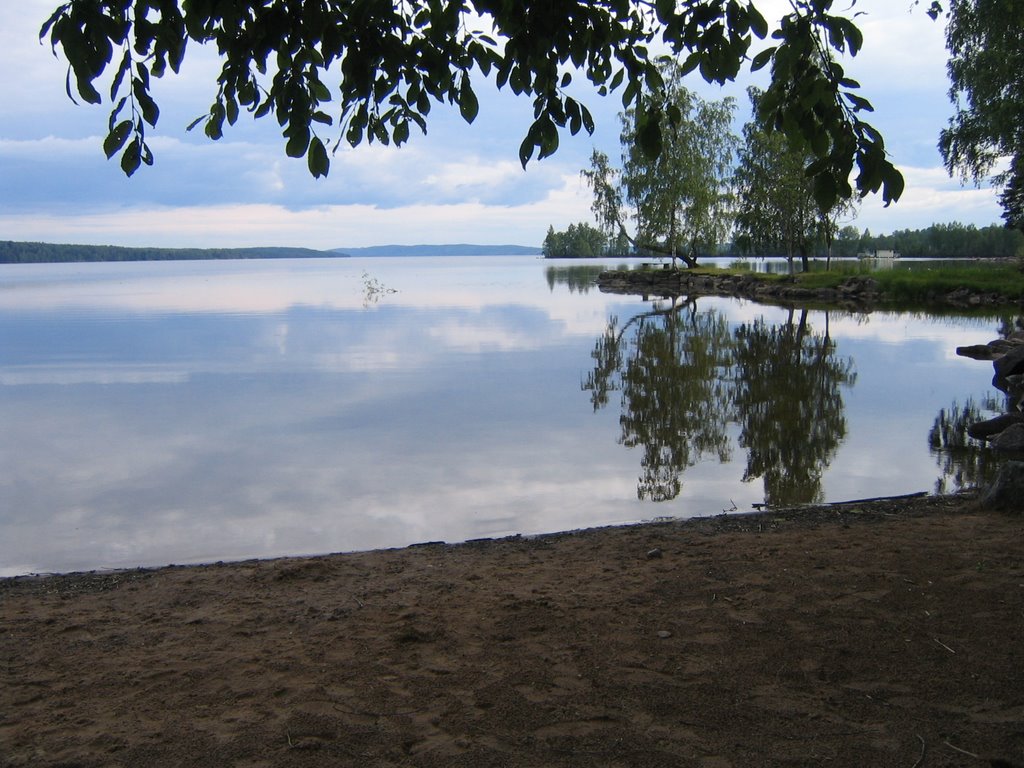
[0, 241, 345, 264]
[331, 244, 542, 257]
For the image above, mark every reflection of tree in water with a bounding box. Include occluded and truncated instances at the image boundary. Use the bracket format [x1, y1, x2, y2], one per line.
[584, 303, 856, 504]
[584, 300, 734, 500]
[621, 304, 734, 500]
[931, 397, 1007, 494]
[733, 310, 856, 506]
[544, 265, 612, 294]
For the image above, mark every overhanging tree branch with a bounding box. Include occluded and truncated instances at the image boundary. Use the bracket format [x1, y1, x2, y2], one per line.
[42, 0, 905, 210]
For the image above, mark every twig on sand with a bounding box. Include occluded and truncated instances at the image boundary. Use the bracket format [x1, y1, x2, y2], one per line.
[944, 740, 980, 759]
[911, 735, 926, 768]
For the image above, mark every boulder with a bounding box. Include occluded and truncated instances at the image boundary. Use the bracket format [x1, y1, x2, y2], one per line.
[994, 344, 1024, 379]
[957, 344, 999, 361]
[989, 423, 1024, 452]
[968, 412, 1024, 440]
[980, 460, 1024, 513]
[987, 338, 1022, 354]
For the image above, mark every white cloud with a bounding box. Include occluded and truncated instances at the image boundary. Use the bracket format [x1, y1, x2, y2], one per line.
[423, 159, 525, 198]
[855, 164, 1003, 232]
[0, 171, 594, 248]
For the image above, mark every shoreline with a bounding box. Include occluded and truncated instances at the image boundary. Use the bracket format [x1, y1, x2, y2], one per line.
[0, 490, 956, 587]
[4, 488, 1023, 767]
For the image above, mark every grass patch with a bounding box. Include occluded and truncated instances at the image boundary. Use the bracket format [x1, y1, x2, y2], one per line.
[691, 261, 1024, 303]
[868, 263, 1024, 303]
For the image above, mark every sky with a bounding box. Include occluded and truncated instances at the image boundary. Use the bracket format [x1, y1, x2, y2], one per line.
[0, 1, 1008, 250]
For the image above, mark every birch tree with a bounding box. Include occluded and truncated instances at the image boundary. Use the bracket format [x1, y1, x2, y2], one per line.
[583, 61, 738, 268]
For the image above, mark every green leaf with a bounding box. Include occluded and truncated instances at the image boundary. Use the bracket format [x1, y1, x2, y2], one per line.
[538, 124, 559, 159]
[679, 52, 700, 76]
[103, 120, 132, 159]
[813, 172, 838, 213]
[108, 96, 128, 130]
[168, 35, 187, 73]
[110, 51, 130, 101]
[285, 125, 311, 157]
[133, 80, 160, 126]
[749, 7, 769, 38]
[313, 80, 331, 101]
[637, 111, 662, 160]
[750, 47, 774, 72]
[120, 137, 142, 177]
[205, 102, 225, 139]
[581, 105, 595, 135]
[516, 137, 532, 169]
[346, 120, 364, 147]
[307, 136, 330, 178]
[846, 21, 864, 56]
[622, 78, 639, 108]
[459, 79, 479, 123]
[394, 120, 410, 144]
[844, 92, 873, 113]
[76, 74, 102, 105]
[881, 165, 905, 206]
[810, 130, 829, 158]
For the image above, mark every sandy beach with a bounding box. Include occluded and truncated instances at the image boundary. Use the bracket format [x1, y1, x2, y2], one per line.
[2, 492, 1022, 767]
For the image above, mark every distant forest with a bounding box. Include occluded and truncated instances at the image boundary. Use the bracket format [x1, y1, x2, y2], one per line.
[830, 222, 1024, 259]
[0, 241, 344, 264]
[543, 221, 1024, 260]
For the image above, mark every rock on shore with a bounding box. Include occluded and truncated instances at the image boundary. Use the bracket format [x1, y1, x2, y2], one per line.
[955, 333, 1024, 501]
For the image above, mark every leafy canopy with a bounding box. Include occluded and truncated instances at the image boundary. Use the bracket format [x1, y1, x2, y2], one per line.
[936, 0, 1024, 231]
[41, 0, 902, 209]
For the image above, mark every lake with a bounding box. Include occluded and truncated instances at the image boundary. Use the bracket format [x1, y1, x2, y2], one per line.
[0, 256, 1008, 576]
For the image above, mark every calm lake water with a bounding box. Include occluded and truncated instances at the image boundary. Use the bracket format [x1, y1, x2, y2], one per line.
[0, 256, 1008, 576]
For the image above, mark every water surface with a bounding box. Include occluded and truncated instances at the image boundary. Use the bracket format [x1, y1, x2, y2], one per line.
[0, 256, 1005, 575]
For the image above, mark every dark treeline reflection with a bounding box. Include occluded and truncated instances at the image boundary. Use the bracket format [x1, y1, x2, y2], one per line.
[930, 396, 1005, 494]
[584, 302, 856, 505]
[545, 264, 630, 294]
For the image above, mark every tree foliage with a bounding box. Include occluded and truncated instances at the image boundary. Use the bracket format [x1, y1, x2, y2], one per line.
[40, 0, 902, 209]
[583, 61, 738, 268]
[937, 0, 1024, 231]
[542, 222, 618, 258]
[733, 87, 856, 270]
[733, 87, 817, 270]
